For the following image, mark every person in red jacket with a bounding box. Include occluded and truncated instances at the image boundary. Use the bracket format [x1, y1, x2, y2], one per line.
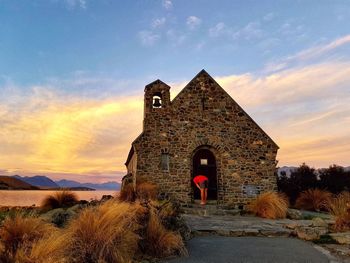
[193, 175, 208, 205]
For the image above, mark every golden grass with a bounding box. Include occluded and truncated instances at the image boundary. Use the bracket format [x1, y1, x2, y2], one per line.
[295, 189, 332, 212]
[16, 232, 68, 263]
[144, 206, 186, 258]
[41, 190, 78, 211]
[119, 180, 158, 202]
[118, 183, 136, 202]
[0, 214, 55, 260]
[247, 191, 289, 219]
[326, 192, 350, 231]
[0, 196, 186, 262]
[136, 182, 158, 201]
[65, 200, 145, 263]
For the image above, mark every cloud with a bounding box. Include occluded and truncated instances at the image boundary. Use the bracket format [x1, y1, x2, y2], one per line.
[263, 12, 275, 21]
[265, 34, 350, 72]
[0, 85, 144, 182]
[138, 30, 160, 46]
[186, 16, 202, 30]
[278, 21, 304, 37]
[151, 17, 166, 29]
[215, 60, 350, 167]
[209, 22, 230, 37]
[162, 0, 172, 10]
[209, 21, 263, 41]
[233, 22, 263, 40]
[166, 30, 186, 46]
[64, 0, 86, 10]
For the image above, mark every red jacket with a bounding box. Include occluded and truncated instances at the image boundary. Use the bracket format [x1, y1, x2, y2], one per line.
[193, 175, 208, 184]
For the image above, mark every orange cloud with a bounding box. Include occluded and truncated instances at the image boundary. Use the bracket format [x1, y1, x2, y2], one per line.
[215, 61, 350, 168]
[0, 87, 144, 182]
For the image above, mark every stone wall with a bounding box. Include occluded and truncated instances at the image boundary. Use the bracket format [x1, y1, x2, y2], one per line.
[129, 70, 278, 207]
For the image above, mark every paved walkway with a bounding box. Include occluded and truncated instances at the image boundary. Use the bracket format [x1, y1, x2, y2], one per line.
[163, 236, 331, 263]
[183, 214, 299, 237]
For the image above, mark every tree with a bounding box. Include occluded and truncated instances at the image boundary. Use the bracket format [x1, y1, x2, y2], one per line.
[277, 163, 317, 205]
[319, 164, 350, 194]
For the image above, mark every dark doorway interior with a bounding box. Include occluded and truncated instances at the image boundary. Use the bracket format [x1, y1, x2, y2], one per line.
[192, 148, 217, 200]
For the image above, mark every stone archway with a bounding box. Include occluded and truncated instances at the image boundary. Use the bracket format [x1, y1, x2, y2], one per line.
[192, 147, 218, 200]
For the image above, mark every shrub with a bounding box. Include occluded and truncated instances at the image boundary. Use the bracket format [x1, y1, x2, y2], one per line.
[247, 191, 289, 219]
[295, 189, 332, 211]
[0, 214, 55, 259]
[326, 192, 350, 231]
[41, 191, 78, 211]
[137, 182, 158, 201]
[143, 206, 186, 258]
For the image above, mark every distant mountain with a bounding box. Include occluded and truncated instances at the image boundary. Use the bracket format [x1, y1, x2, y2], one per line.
[345, 166, 350, 172]
[12, 175, 58, 188]
[56, 180, 120, 190]
[83, 182, 121, 190]
[55, 179, 82, 188]
[0, 176, 39, 190]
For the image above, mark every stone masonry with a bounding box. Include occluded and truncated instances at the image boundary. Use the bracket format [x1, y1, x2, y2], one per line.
[124, 70, 279, 207]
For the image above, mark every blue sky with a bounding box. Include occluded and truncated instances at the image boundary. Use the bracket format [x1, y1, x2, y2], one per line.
[0, 0, 349, 182]
[1, 0, 349, 85]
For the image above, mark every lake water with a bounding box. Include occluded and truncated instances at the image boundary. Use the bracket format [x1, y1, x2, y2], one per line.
[0, 190, 118, 207]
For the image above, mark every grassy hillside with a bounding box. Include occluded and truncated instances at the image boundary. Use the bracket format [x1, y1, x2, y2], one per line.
[0, 176, 39, 190]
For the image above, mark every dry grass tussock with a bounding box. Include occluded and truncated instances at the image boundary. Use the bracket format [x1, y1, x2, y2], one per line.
[1, 192, 186, 262]
[136, 182, 158, 201]
[63, 200, 145, 263]
[0, 214, 56, 261]
[326, 192, 350, 231]
[144, 205, 187, 258]
[119, 180, 158, 202]
[295, 189, 332, 211]
[247, 191, 289, 219]
[10, 201, 147, 263]
[41, 190, 78, 211]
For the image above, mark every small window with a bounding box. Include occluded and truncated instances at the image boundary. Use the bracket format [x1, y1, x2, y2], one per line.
[200, 159, 208, 165]
[161, 153, 169, 171]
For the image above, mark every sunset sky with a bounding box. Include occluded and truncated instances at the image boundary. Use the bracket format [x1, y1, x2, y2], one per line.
[0, 0, 349, 183]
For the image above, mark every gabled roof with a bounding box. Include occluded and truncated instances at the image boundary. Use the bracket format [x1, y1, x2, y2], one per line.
[144, 79, 170, 91]
[172, 69, 279, 148]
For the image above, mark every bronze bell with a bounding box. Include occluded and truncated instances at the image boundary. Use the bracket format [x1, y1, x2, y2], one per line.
[153, 98, 162, 108]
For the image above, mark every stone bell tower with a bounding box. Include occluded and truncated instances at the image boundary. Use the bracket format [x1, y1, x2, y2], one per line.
[143, 79, 171, 132]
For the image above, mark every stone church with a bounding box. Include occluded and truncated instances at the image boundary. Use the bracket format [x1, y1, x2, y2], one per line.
[124, 70, 279, 207]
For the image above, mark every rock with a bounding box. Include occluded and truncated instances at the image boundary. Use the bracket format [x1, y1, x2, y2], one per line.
[312, 217, 328, 228]
[330, 232, 350, 245]
[285, 222, 298, 230]
[295, 227, 319, 241]
[295, 226, 328, 241]
[101, 195, 114, 202]
[286, 209, 302, 220]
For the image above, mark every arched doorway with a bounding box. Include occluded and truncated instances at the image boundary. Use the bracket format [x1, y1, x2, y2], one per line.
[192, 148, 217, 200]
